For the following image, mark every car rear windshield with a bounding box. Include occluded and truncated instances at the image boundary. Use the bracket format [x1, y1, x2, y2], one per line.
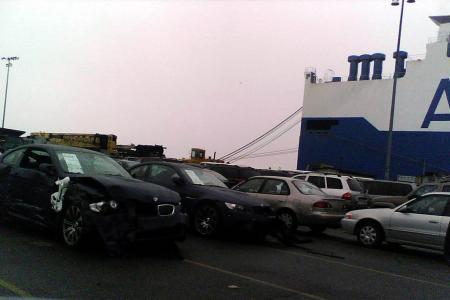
[365, 181, 412, 196]
[240, 167, 260, 178]
[293, 180, 325, 195]
[205, 165, 239, 179]
[347, 178, 364, 192]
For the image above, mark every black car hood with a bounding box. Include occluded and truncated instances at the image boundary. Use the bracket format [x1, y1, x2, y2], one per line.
[69, 175, 180, 204]
[190, 185, 269, 207]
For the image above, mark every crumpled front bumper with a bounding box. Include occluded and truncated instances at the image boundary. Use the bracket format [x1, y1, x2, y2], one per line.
[86, 206, 187, 245]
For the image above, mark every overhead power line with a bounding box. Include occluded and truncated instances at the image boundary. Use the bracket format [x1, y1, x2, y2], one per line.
[219, 107, 303, 161]
[228, 118, 301, 163]
[243, 147, 299, 157]
[241, 148, 299, 159]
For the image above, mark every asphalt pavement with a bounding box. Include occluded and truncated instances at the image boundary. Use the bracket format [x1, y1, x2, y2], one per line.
[1, 220, 449, 300]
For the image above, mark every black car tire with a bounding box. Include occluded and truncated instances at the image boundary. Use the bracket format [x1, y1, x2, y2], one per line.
[356, 221, 384, 248]
[277, 210, 297, 232]
[61, 203, 87, 248]
[309, 225, 327, 234]
[193, 204, 220, 237]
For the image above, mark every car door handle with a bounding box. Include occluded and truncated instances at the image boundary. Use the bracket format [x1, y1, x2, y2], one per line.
[428, 220, 439, 224]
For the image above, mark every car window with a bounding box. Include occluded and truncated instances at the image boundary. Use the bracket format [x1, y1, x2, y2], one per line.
[442, 185, 450, 193]
[148, 164, 178, 185]
[326, 177, 343, 189]
[20, 149, 52, 171]
[296, 175, 306, 180]
[413, 185, 438, 197]
[366, 181, 412, 196]
[260, 179, 290, 195]
[130, 165, 149, 180]
[307, 176, 325, 189]
[388, 183, 413, 196]
[235, 178, 265, 193]
[2, 148, 26, 167]
[406, 195, 449, 216]
[293, 180, 325, 195]
[347, 178, 364, 192]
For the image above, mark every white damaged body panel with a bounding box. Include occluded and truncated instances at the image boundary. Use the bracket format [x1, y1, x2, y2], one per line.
[51, 177, 70, 212]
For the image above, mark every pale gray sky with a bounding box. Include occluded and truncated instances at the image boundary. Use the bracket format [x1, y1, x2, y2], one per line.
[0, 0, 448, 169]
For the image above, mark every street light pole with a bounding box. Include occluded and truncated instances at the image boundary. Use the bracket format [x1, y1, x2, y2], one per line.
[384, 0, 415, 180]
[1, 56, 19, 129]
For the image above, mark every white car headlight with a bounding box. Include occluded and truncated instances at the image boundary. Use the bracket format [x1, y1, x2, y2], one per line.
[225, 202, 245, 210]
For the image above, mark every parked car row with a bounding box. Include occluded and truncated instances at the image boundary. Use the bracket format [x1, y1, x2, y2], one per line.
[0, 145, 289, 252]
[1, 144, 448, 256]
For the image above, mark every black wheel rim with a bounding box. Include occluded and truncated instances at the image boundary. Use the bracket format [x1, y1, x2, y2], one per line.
[279, 212, 294, 230]
[63, 206, 83, 246]
[194, 206, 218, 236]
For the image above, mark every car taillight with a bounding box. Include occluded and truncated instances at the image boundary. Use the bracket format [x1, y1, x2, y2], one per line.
[342, 192, 352, 200]
[313, 201, 332, 209]
[345, 212, 352, 219]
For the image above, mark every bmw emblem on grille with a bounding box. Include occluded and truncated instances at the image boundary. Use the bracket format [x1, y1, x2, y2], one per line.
[153, 197, 159, 203]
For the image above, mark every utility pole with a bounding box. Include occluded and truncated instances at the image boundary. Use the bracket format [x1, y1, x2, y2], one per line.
[384, 0, 415, 180]
[1, 56, 19, 128]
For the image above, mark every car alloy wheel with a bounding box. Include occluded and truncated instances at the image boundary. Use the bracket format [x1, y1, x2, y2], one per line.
[359, 225, 377, 245]
[62, 205, 84, 247]
[357, 222, 384, 248]
[194, 205, 219, 236]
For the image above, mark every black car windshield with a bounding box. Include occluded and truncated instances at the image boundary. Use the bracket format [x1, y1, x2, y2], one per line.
[56, 150, 131, 178]
[182, 167, 228, 188]
[293, 180, 325, 195]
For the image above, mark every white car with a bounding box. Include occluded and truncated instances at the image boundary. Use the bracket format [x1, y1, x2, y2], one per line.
[341, 192, 450, 250]
[293, 172, 363, 200]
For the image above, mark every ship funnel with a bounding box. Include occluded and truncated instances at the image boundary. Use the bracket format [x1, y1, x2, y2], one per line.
[393, 51, 408, 78]
[371, 53, 386, 80]
[359, 54, 372, 81]
[347, 55, 360, 81]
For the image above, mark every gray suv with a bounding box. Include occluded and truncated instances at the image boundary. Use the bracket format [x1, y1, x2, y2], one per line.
[369, 181, 450, 208]
[354, 180, 416, 209]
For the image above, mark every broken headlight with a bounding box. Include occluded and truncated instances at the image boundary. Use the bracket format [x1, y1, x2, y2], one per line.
[224, 202, 245, 211]
[89, 200, 119, 213]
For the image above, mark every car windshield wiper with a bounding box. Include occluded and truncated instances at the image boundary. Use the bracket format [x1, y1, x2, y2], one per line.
[103, 173, 123, 177]
[65, 171, 84, 175]
[205, 184, 227, 188]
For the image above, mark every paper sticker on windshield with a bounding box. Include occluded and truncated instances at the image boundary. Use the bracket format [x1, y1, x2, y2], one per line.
[185, 170, 202, 184]
[61, 153, 84, 174]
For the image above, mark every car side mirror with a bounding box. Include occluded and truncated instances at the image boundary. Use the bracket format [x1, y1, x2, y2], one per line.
[39, 163, 56, 177]
[172, 174, 185, 185]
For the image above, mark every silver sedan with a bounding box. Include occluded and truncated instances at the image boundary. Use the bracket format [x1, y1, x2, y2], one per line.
[341, 192, 450, 250]
[233, 176, 348, 233]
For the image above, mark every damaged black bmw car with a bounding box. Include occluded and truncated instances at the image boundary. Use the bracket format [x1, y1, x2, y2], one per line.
[0, 144, 186, 251]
